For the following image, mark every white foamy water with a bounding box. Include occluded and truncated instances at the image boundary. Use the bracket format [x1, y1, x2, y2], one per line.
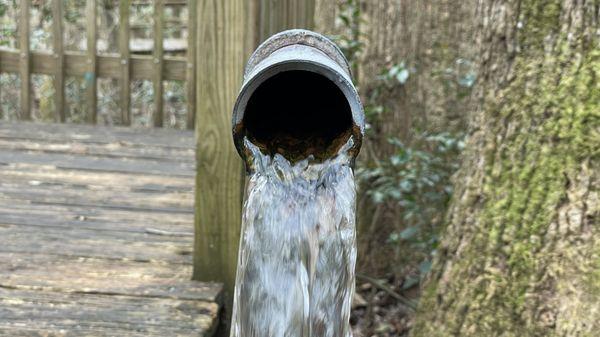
[230, 137, 357, 337]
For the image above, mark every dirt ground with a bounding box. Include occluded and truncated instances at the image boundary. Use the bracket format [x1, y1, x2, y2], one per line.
[351, 276, 419, 337]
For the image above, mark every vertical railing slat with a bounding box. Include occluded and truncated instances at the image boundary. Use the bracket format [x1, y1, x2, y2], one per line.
[18, 0, 31, 120]
[153, 0, 164, 127]
[185, 0, 196, 129]
[119, 0, 131, 126]
[52, 0, 65, 122]
[85, 0, 97, 124]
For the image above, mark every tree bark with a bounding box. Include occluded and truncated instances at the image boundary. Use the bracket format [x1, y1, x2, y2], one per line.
[314, 0, 343, 36]
[412, 1, 599, 336]
[359, 0, 476, 140]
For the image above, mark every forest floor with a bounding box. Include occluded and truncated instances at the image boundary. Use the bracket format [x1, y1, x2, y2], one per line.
[351, 276, 419, 337]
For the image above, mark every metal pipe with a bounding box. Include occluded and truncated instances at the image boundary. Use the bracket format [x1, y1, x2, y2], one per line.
[230, 30, 364, 337]
[232, 29, 364, 165]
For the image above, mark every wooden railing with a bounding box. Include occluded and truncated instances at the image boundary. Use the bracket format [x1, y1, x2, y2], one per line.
[0, 0, 196, 129]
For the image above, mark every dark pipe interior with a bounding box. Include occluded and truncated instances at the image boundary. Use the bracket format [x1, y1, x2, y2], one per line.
[242, 70, 353, 161]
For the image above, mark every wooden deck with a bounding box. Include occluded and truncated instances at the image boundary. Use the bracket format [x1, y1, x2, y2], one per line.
[0, 122, 221, 336]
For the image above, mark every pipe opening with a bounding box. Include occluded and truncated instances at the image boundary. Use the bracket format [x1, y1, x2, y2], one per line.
[242, 70, 354, 162]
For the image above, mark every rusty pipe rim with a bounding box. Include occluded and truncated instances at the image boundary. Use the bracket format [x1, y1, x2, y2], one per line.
[232, 29, 364, 163]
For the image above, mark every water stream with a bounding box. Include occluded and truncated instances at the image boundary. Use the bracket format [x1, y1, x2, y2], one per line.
[230, 136, 357, 337]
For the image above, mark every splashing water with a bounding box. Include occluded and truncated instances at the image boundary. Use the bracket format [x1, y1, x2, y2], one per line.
[230, 137, 357, 337]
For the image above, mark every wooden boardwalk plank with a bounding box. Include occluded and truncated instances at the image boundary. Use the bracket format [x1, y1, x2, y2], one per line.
[0, 122, 220, 336]
[0, 164, 193, 190]
[0, 150, 195, 177]
[0, 224, 193, 264]
[0, 288, 219, 337]
[0, 202, 193, 234]
[0, 138, 195, 162]
[0, 182, 193, 212]
[0, 252, 221, 302]
[0, 122, 195, 149]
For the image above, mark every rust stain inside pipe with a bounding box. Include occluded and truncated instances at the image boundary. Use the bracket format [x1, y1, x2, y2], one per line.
[240, 70, 354, 162]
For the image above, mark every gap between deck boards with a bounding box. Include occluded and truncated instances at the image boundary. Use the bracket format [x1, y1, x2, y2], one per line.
[0, 122, 221, 337]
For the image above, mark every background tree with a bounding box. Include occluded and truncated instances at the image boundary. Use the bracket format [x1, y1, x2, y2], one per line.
[351, 0, 476, 283]
[313, 1, 478, 334]
[316, 0, 473, 284]
[412, 0, 599, 336]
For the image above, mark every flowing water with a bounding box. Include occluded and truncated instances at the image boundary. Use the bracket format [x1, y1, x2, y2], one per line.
[230, 136, 357, 337]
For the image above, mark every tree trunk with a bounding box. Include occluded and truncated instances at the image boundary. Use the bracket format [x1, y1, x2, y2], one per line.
[314, 0, 343, 36]
[412, 1, 599, 336]
[359, 0, 476, 140]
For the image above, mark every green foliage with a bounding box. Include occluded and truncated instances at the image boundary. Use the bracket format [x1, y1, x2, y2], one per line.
[0, 74, 19, 120]
[0, 1, 189, 128]
[455, 58, 477, 88]
[380, 62, 410, 85]
[65, 0, 86, 23]
[334, 0, 363, 77]
[359, 60, 465, 282]
[430, 57, 477, 105]
[358, 131, 464, 275]
[0, 0, 16, 47]
[363, 63, 411, 124]
[333, 0, 467, 283]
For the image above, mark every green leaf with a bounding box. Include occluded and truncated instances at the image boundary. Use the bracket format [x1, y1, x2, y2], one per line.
[389, 189, 402, 199]
[390, 155, 402, 166]
[388, 137, 404, 147]
[402, 276, 420, 290]
[338, 14, 350, 26]
[419, 260, 433, 276]
[399, 226, 419, 240]
[396, 69, 410, 84]
[373, 191, 385, 204]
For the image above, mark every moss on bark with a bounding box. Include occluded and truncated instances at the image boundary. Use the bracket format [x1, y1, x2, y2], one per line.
[411, 1, 599, 336]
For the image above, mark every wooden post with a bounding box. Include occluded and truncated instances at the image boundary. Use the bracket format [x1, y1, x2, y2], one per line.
[152, 0, 164, 127]
[85, 0, 97, 124]
[19, 0, 31, 120]
[193, 0, 250, 294]
[52, 0, 65, 122]
[193, 0, 315, 329]
[185, 0, 196, 130]
[119, 0, 131, 126]
[259, 0, 315, 42]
